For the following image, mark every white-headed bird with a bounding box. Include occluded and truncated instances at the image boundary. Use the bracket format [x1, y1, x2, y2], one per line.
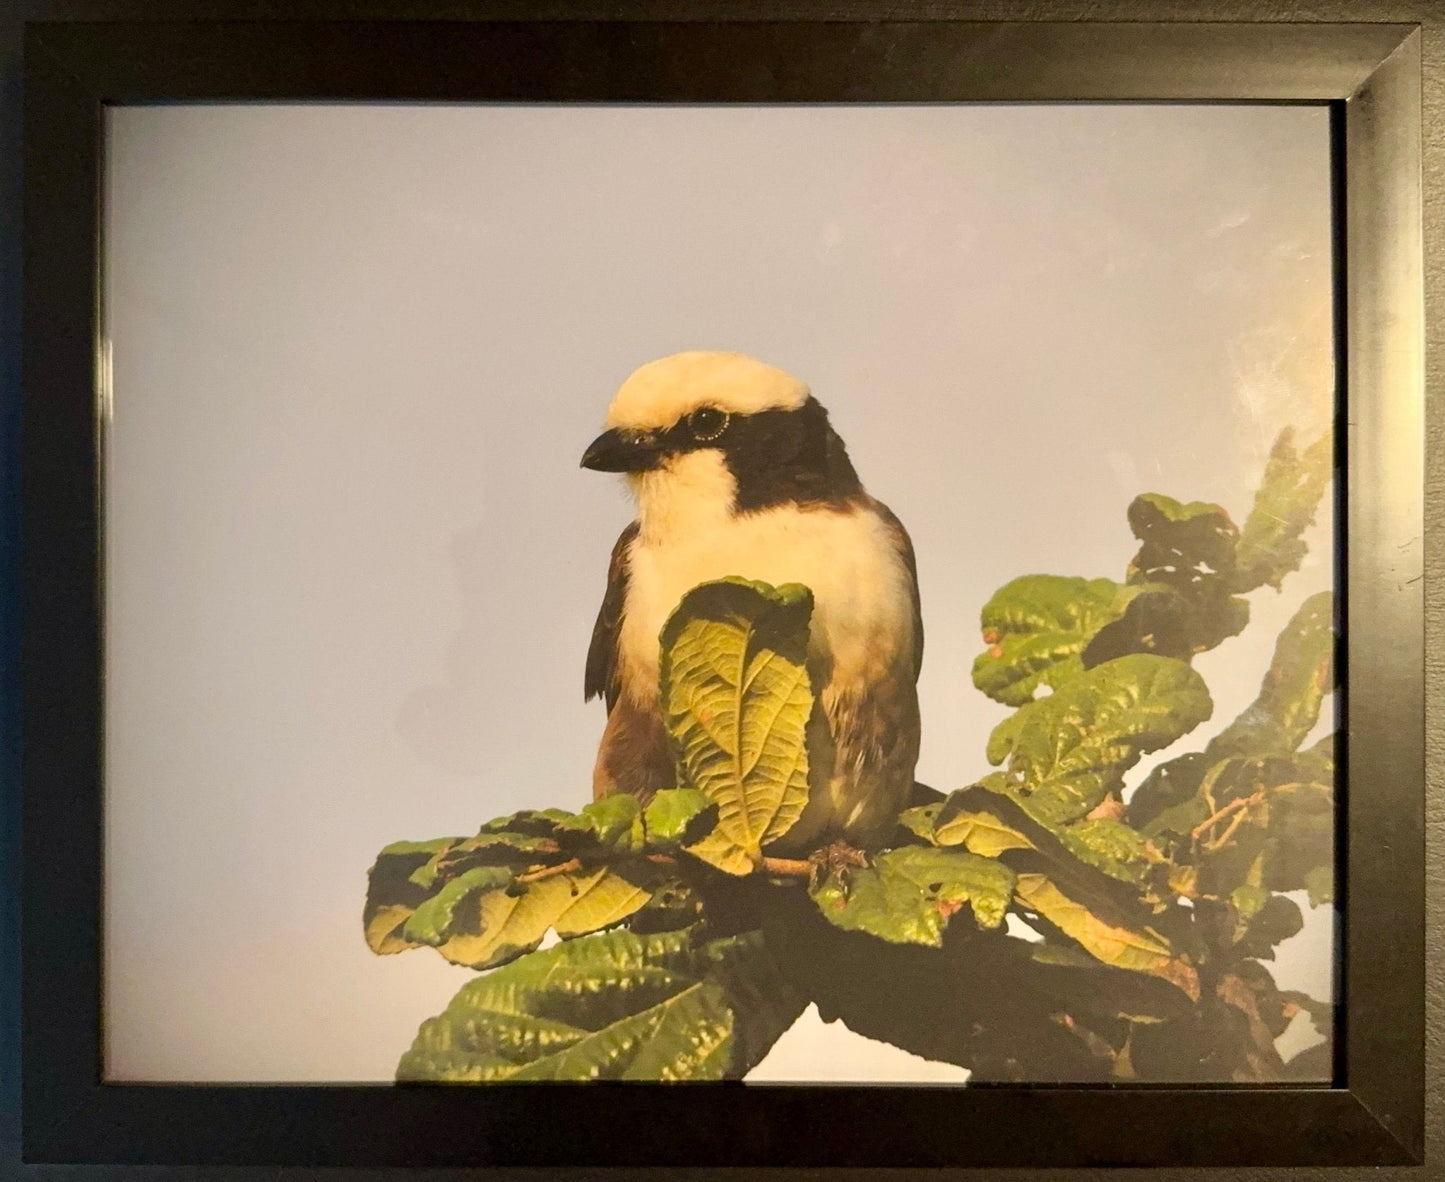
[580, 351, 922, 850]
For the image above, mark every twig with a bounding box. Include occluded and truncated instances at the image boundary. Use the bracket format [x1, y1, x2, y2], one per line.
[514, 851, 677, 884]
[1203, 800, 1259, 853]
[760, 856, 813, 878]
[515, 857, 583, 883]
[1191, 790, 1265, 849]
[1198, 757, 1233, 817]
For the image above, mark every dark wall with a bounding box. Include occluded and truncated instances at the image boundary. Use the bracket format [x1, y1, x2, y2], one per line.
[1, 2, 1440, 1180]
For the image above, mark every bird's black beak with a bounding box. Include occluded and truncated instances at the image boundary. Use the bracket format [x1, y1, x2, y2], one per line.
[580, 428, 666, 473]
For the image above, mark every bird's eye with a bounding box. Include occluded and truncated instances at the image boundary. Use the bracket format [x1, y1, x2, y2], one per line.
[687, 406, 730, 442]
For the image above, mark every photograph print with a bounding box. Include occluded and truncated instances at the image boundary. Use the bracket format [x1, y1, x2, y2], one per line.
[100, 101, 1337, 1085]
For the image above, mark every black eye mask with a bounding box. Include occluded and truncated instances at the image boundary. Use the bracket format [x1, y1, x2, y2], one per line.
[582, 396, 863, 510]
[710, 397, 864, 513]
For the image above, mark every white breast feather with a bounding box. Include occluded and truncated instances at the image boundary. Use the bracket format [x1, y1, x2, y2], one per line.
[619, 452, 914, 705]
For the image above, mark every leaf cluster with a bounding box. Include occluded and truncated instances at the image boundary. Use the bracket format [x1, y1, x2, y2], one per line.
[399, 928, 803, 1082]
[365, 429, 1335, 1084]
[364, 788, 716, 970]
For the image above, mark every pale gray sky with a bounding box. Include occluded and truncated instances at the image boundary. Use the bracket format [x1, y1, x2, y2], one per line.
[103, 102, 1335, 1082]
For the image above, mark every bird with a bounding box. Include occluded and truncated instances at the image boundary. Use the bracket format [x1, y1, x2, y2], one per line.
[579, 350, 922, 851]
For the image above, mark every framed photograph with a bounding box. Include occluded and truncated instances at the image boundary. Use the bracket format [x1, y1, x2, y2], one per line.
[20, 15, 1424, 1170]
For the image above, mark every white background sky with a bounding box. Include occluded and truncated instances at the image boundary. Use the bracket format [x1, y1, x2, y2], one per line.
[103, 102, 1335, 1082]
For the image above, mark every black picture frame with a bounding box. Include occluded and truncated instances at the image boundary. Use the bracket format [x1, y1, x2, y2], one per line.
[18, 16, 1425, 1171]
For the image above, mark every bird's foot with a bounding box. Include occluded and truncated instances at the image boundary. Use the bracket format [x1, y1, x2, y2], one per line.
[807, 839, 870, 890]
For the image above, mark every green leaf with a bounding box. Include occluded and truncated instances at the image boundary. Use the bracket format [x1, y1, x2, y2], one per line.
[660, 578, 816, 865]
[365, 802, 670, 969]
[397, 928, 805, 1081]
[1134, 747, 1333, 901]
[409, 831, 564, 889]
[1127, 750, 1213, 831]
[556, 794, 644, 851]
[1231, 882, 1271, 922]
[643, 788, 718, 847]
[401, 863, 656, 970]
[366, 787, 728, 965]
[1083, 583, 1250, 667]
[810, 845, 1016, 946]
[1125, 494, 1239, 588]
[896, 801, 945, 842]
[402, 865, 512, 944]
[1013, 871, 1199, 1000]
[1209, 592, 1334, 757]
[1073, 491, 1253, 666]
[913, 781, 1189, 952]
[1304, 864, 1334, 907]
[363, 838, 458, 954]
[477, 807, 582, 835]
[1259, 779, 1334, 897]
[972, 575, 1142, 706]
[1055, 817, 1167, 888]
[625, 876, 704, 935]
[1230, 889, 1303, 961]
[1256, 592, 1334, 744]
[1027, 941, 1196, 1024]
[986, 654, 1213, 825]
[1231, 429, 1333, 593]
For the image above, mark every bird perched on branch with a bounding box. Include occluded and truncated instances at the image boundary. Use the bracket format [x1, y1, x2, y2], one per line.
[580, 351, 922, 850]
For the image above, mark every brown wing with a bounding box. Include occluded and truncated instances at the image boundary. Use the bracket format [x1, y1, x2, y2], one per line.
[871, 497, 923, 680]
[585, 520, 639, 710]
[592, 694, 674, 802]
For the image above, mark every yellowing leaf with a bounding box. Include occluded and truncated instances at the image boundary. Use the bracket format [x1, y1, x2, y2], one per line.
[896, 802, 943, 842]
[552, 869, 654, 936]
[1013, 872, 1198, 1000]
[898, 793, 1036, 857]
[683, 829, 758, 877]
[364, 796, 729, 967]
[362, 837, 458, 955]
[659, 579, 816, 862]
[366, 903, 420, 956]
[932, 808, 1035, 857]
[403, 865, 653, 970]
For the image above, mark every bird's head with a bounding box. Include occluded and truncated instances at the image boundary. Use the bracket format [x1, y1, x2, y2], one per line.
[581, 351, 861, 528]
